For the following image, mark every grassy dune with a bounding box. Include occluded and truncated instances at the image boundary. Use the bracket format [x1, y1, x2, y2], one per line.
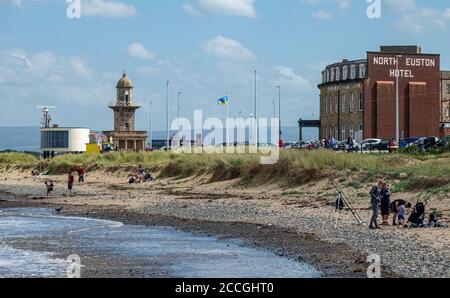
[1, 151, 449, 190]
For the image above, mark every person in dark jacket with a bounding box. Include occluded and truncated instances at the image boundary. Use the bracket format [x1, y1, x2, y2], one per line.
[369, 181, 383, 229]
[380, 183, 391, 225]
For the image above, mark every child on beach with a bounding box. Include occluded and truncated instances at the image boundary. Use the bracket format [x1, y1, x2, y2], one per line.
[45, 181, 54, 196]
[68, 172, 74, 194]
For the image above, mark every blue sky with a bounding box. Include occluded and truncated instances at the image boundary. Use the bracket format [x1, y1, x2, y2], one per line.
[1, 0, 449, 131]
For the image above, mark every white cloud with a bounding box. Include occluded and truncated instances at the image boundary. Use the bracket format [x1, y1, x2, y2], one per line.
[203, 35, 255, 60]
[184, 0, 257, 18]
[443, 8, 450, 20]
[303, 0, 350, 12]
[385, 0, 416, 13]
[0, 0, 22, 7]
[182, 4, 201, 16]
[275, 66, 312, 93]
[127, 43, 155, 60]
[82, 0, 137, 18]
[312, 10, 332, 19]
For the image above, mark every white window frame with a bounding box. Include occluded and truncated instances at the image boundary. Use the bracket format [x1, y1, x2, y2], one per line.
[359, 64, 366, 78]
[359, 93, 364, 111]
[341, 94, 346, 113]
[343, 65, 348, 80]
[350, 65, 356, 80]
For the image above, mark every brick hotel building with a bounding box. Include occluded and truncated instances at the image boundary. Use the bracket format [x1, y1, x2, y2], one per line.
[318, 46, 449, 141]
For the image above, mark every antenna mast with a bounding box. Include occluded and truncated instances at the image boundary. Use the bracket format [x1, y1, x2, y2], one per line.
[36, 106, 56, 128]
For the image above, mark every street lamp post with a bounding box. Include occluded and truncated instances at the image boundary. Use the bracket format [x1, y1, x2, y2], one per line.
[166, 80, 170, 150]
[177, 91, 182, 131]
[149, 100, 153, 149]
[276, 86, 281, 143]
[254, 70, 258, 147]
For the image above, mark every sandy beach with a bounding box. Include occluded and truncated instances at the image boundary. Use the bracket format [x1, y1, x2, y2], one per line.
[0, 167, 449, 278]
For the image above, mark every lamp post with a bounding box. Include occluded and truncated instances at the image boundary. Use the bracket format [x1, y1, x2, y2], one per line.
[149, 100, 152, 149]
[166, 80, 170, 150]
[276, 86, 281, 143]
[177, 91, 182, 131]
[254, 70, 258, 147]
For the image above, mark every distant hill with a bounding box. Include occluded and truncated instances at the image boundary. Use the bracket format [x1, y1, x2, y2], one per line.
[0, 127, 41, 152]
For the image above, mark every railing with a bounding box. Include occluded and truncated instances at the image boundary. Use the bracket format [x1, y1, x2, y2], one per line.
[108, 101, 142, 107]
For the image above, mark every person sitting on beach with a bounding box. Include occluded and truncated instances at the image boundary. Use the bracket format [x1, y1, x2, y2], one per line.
[380, 183, 391, 225]
[76, 166, 85, 183]
[369, 181, 383, 229]
[143, 172, 154, 182]
[45, 181, 54, 196]
[67, 172, 74, 194]
[129, 176, 137, 184]
[138, 165, 146, 177]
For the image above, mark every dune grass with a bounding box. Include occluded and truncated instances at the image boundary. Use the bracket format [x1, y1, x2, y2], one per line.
[2, 150, 449, 190]
[0, 152, 38, 165]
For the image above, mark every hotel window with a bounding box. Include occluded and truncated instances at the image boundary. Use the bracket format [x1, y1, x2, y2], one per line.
[324, 96, 327, 114]
[359, 64, 366, 78]
[350, 65, 356, 80]
[331, 68, 335, 81]
[342, 65, 348, 80]
[350, 93, 354, 113]
[359, 123, 364, 132]
[359, 93, 364, 111]
[447, 84, 450, 94]
[329, 127, 333, 139]
[341, 125, 346, 140]
[349, 124, 354, 139]
[326, 70, 330, 82]
[341, 94, 346, 113]
[336, 67, 340, 81]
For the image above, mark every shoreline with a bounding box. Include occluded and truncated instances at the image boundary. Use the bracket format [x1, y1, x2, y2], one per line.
[0, 199, 373, 278]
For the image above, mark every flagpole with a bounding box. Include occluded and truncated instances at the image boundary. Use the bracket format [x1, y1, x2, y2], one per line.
[226, 102, 229, 147]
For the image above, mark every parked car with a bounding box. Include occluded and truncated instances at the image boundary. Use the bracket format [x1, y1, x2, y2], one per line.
[334, 140, 361, 152]
[406, 137, 440, 151]
[360, 138, 382, 151]
[292, 141, 313, 149]
[399, 137, 421, 148]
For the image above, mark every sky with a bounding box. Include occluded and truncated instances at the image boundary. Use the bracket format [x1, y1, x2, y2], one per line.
[0, 0, 450, 131]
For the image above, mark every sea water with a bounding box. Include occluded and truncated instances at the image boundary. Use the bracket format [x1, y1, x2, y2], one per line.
[0, 208, 322, 278]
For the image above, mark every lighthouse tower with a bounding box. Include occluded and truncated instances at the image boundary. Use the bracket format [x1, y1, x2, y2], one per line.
[108, 72, 147, 151]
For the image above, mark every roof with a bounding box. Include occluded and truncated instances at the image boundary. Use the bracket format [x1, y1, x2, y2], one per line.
[116, 73, 133, 88]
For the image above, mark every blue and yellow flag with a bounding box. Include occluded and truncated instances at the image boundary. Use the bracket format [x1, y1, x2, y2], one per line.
[217, 96, 229, 105]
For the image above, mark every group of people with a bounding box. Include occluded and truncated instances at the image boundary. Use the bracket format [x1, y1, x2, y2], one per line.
[44, 166, 85, 196]
[129, 165, 155, 184]
[369, 181, 411, 229]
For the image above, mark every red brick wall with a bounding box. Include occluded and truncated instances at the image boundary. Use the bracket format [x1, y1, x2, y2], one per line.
[376, 81, 395, 139]
[364, 52, 440, 139]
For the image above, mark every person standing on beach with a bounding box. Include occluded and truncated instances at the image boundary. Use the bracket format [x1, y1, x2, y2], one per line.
[77, 166, 85, 183]
[369, 181, 383, 229]
[45, 181, 54, 196]
[67, 172, 74, 195]
[380, 183, 391, 225]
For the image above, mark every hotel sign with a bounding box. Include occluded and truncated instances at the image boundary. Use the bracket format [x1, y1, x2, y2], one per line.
[370, 54, 438, 79]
